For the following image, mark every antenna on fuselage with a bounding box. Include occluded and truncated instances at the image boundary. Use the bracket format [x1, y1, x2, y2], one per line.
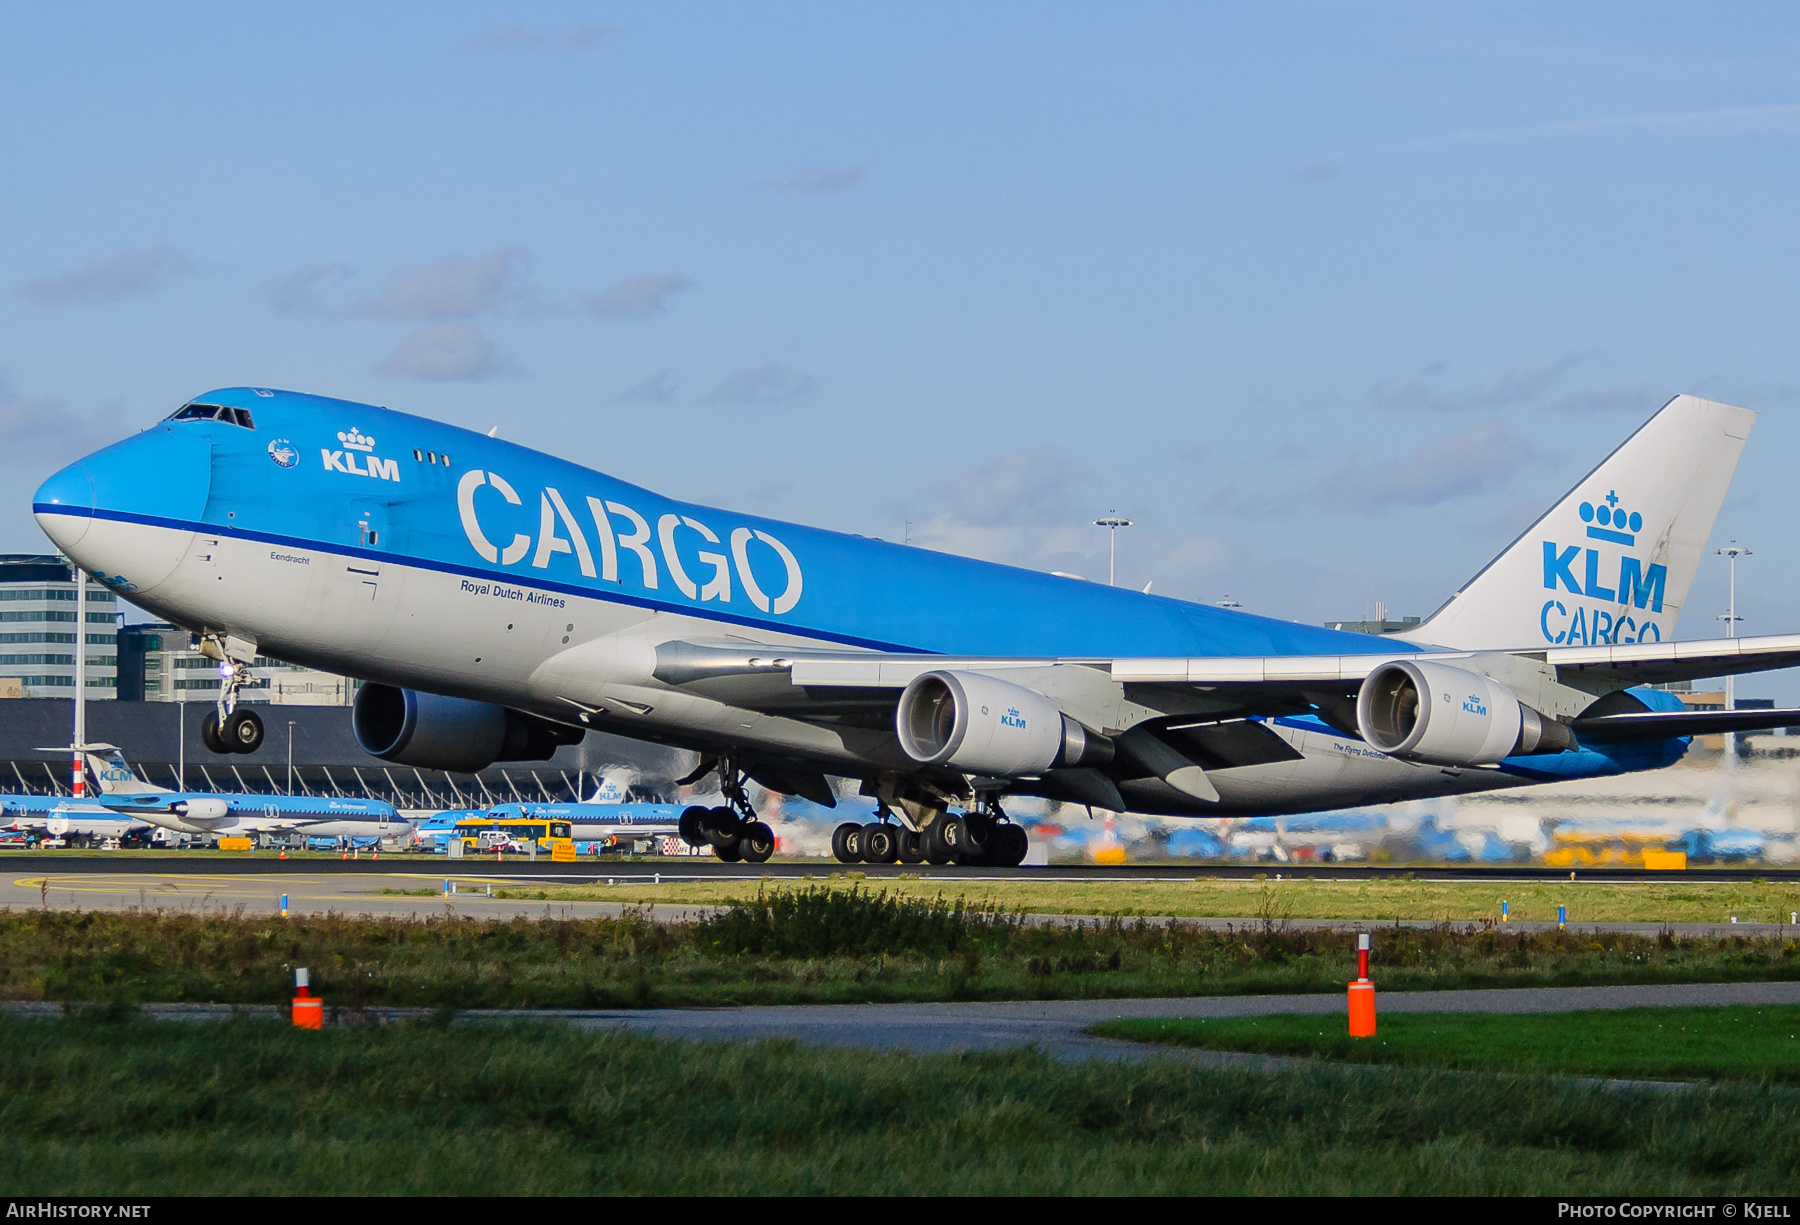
[486, 426, 499, 437]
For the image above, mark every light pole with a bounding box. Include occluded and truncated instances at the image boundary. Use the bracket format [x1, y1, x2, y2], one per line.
[1093, 512, 1133, 586]
[1717, 541, 1752, 761]
[66, 555, 86, 798]
[287, 721, 297, 795]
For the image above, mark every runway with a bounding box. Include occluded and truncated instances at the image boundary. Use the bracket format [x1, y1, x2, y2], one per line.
[0, 872, 722, 923]
[2, 852, 1796, 883]
[4, 871, 1794, 936]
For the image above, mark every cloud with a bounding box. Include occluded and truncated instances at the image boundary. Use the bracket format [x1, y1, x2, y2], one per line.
[902, 449, 1100, 569]
[703, 365, 816, 406]
[1399, 102, 1800, 153]
[467, 23, 618, 50]
[1319, 419, 1538, 510]
[364, 248, 532, 320]
[612, 369, 678, 405]
[375, 324, 517, 381]
[263, 263, 355, 316]
[1541, 387, 1655, 414]
[583, 274, 694, 320]
[21, 245, 196, 305]
[1371, 354, 1586, 412]
[0, 377, 123, 472]
[771, 166, 867, 194]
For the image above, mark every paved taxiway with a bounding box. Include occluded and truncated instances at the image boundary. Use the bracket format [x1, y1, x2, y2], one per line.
[9, 980, 1798, 1067]
[2, 853, 1795, 882]
[4, 871, 1794, 937]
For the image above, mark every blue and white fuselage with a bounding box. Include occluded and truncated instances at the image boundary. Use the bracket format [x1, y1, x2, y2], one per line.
[96, 789, 401, 839]
[2, 796, 150, 841]
[31, 388, 1800, 832]
[484, 800, 686, 842]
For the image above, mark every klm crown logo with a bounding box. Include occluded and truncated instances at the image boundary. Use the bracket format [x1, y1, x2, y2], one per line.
[1579, 489, 1641, 546]
[1001, 706, 1027, 730]
[1539, 485, 1666, 646]
[1462, 694, 1488, 717]
[337, 428, 376, 453]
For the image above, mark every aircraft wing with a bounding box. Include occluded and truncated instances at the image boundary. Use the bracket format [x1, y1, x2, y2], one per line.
[1539, 633, 1800, 690]
[1571, 707, 1800, 742]
[649, 634, 1800, 729]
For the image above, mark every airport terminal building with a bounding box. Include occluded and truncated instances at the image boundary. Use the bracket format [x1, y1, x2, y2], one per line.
[0, 698, 688, 810]
[0, 554, 117, 700]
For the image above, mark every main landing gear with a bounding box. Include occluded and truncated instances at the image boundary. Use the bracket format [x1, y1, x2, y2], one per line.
[197, 637, 263, 756]
[677, 755, 775, 864]
[832, 800, 1030, 868]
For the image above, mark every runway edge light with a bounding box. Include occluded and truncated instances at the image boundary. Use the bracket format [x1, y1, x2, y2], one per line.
[1348, 933, 1375, 1039]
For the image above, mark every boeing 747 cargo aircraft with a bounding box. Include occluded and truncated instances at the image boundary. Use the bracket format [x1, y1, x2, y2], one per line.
[33, 389, 1800, 866]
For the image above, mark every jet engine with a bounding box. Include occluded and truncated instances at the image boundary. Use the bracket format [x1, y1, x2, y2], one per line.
[1355, 659, 1573, 768]
[173, 798, 230, 822]
[895, 670, 1113, 776]
[353, 683, 585, 774]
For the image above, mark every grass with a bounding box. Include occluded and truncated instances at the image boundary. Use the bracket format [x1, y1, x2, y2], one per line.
[490, 874, 1800, 926]
[3, 887, 1799, 1009]
[0, 1010, 1796, 1195]
[1093, 1005, 1800, 1084]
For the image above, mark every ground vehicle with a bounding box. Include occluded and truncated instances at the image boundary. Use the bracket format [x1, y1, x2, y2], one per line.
[449, 817, 575, 855]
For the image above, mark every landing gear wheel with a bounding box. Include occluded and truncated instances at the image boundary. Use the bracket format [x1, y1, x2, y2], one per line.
[703, 806, 741, 848]
[862, 823, 899, 864]
[740, 821, 775, 863]
[678, 806, 710, 847]
[224, 708, 264, 754]
[897, 829, 926, 865]
[923, 820, 954, 865]
[997, 824, 1030, 867]
[714, 837, 744, 863]
[831, 822, 864, 864]
[200, 710, 228, 755]
[939, 816, 969, 862]
[961, 812, 994, 856]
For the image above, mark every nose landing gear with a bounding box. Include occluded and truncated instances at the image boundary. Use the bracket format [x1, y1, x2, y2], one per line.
[196, 634, 264, 756]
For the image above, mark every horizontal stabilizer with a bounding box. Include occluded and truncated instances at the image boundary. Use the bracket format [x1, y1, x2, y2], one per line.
[1573, 708, 1800, 742]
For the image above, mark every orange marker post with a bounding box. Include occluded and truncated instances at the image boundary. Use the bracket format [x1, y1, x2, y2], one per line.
[291, 967, 323, 1030]
[1348, 933, 1376, 1038]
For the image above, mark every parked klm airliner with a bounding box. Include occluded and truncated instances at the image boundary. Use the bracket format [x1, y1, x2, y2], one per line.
[33, 389, 1800, 867]
[84, 749, 401, 841]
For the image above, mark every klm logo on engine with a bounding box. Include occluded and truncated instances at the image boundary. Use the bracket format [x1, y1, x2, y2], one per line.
[1462, 694, 1487, 717]
[1539, 488, 1666, 646]
[1001, 707, 1027, 730]
[321, 428, 400, 482]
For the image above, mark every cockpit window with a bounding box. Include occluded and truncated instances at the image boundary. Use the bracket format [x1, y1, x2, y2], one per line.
[168, 402, 255, 430]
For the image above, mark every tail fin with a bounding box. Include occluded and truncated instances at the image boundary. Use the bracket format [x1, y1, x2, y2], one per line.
[1399, 394, 1754, 650]
[585, 770, 634, 804]
[84, 750, 162, 796]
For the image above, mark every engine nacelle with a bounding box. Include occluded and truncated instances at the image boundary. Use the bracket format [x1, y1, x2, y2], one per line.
[1356, 659, 1572, 767]
[353, 683, 584, 774]
[174, 797, 230, 822]
[895, 670, 1113, 776]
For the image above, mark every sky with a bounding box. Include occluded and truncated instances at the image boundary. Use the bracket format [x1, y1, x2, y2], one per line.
[3, 3, 1800, 696]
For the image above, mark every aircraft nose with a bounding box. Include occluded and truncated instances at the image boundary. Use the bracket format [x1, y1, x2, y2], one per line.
[34, 424, 212, 594]
[32, 461, 95, 551]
